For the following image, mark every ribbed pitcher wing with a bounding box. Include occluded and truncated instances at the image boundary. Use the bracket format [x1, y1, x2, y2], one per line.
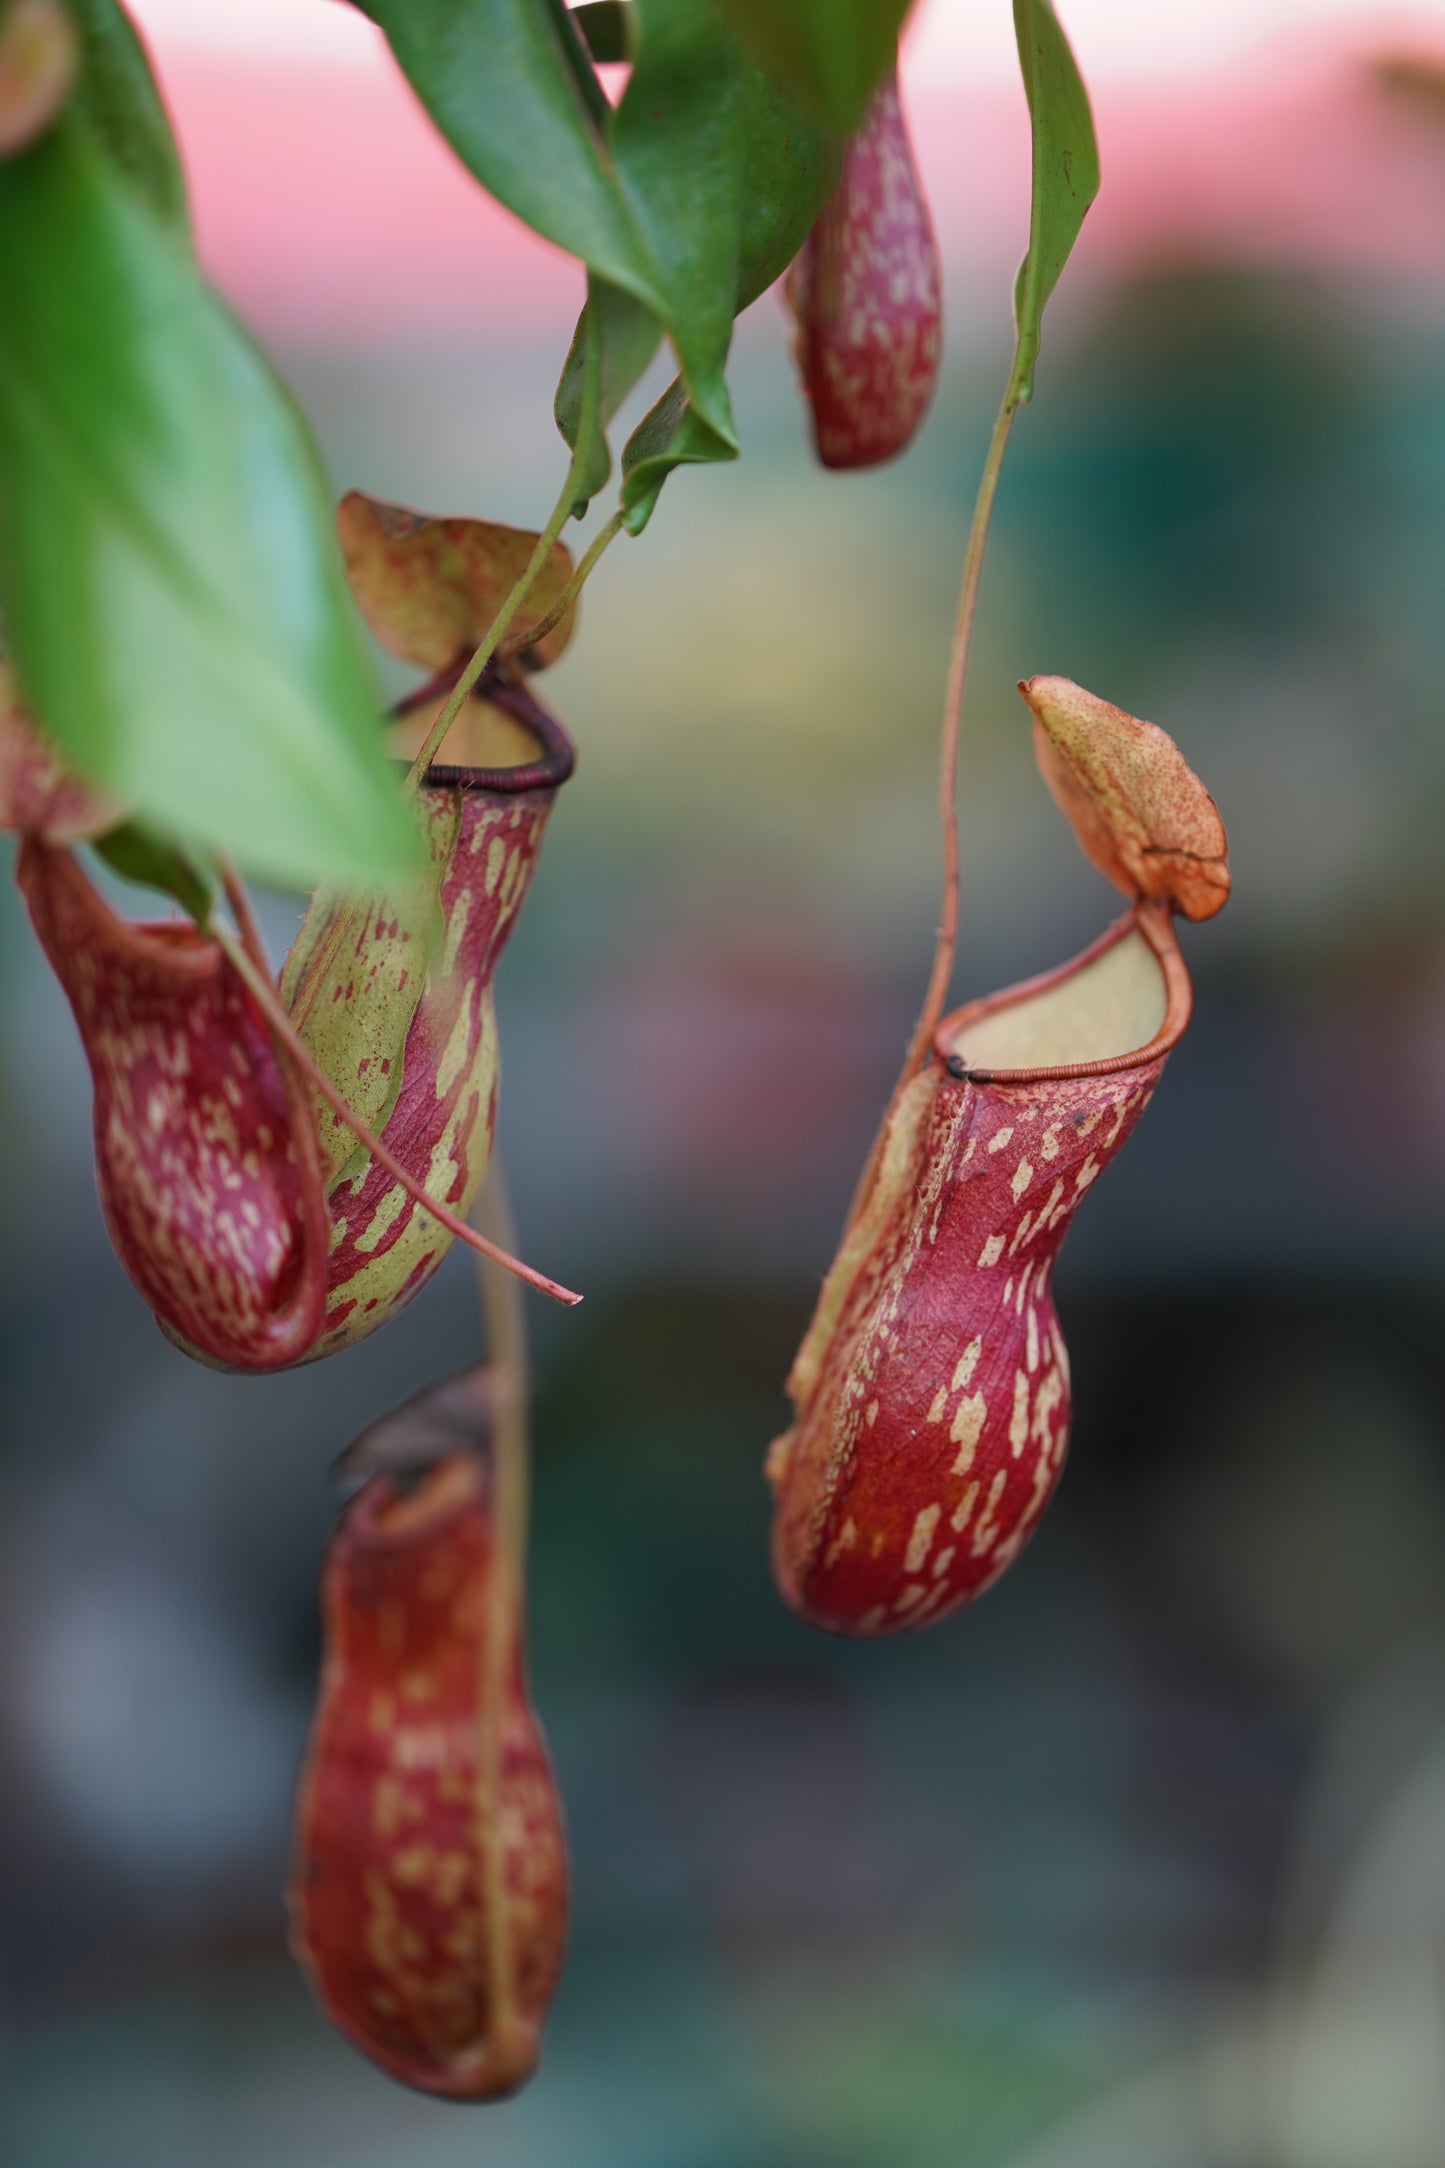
[17, 839, 328, 1369]
[290, 1452, 568, 2100]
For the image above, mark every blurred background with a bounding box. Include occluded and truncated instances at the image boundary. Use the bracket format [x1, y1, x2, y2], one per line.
[5, 2, 1445, 2162]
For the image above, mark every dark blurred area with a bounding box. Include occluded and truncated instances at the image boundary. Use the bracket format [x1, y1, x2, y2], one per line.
[5, 29, 1445, 2168]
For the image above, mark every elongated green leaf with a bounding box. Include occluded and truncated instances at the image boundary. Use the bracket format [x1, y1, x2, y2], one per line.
[619, 375, 732, 532]
[67, 0, 186, 229]
[366, 0, 746, 450]
[614, 55, 841, 529]
[1011, 0, 1099, 398]
[555, 275, 663, 511]
[370, 0, 839, 519]
[713, 0, 914, 134]
[734, 60, 842, 306]
[607, 0, 746, 447]
[357, 0, 666, 313]
[0, 122, 418, 889]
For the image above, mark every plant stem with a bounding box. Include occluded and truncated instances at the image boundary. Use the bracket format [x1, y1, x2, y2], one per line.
[900, 354, 1026, 1080]
[472, 1161, 530, 2067]
[405, 452, 587, 789]
[473, 1163, 531, 1588]
[838, 353, 1028, 1240]
[214, 920, 584, 1307]
[500, 509, 625, 664]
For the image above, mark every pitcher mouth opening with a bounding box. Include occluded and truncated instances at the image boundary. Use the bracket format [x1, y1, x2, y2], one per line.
[393, 660, 575, 795]
[934, 896, 1193, 1086]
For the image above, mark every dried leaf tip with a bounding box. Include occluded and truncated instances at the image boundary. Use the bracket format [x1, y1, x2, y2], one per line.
[1018, 675, 1231, 922]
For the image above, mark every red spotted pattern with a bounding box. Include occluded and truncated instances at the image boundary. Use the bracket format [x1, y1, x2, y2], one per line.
[17, 840, 328, 1369]
[290, 1456, 568, 2099]
[315, 764, 559, 1356]
[786, 71, 942, 470]
[769, 916, 1174, 1636]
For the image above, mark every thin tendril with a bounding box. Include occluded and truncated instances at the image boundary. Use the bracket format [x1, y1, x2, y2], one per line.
[404, 452, 587, 791]
[500, 509, 625, 663]
[213, 920, 583, 1307]
[902, 363, 1025, 1079]
[840, 354, 1028, 1236]
[471, 1162, 531, 2063]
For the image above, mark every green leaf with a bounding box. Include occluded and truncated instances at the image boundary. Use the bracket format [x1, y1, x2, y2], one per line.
[66, 0, 186, 230]
[734, 59, 842, 306]
[368, 0, 839, 519]
[613, 55, 840, 529]
[555, 275, 663, 511]
[0, 121, 418, 890]
[356, 0, 667, 313]
[573, 1, 634, 64]
[92, 817, 214, 923]
[607, 0, 748, 448]
[1011, 0, 1099, 399]
[711, 0, 914, 135]
[619, 374, 733, 533]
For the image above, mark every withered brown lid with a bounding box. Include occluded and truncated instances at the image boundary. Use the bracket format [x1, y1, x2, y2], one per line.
[1018, 675, 1230, 922]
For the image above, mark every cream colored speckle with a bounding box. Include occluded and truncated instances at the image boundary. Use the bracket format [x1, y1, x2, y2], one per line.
[970, 1468, 1009, 1556]
[987, 1127, 1015, 1155]
[1076, 1153, 1101, 1192]
[433, 979, 477, 1100]
[1009, 1368, 1030, 1455]
[904, 1503, 941, 1573]
[950, 1479, 980, 1535]
[1011, 1158, 1034, 1201]
[483, 833, 508, 897]
[978, 1234, 1005, 1267]
[824, 1517, 858, 1569]
[932, 1544, 956, 1579]
[356, 1183, 408, 1256]
[1041, 1125, 1061, 1160]
[1025, 1308, 1039, 1372]
[1031, 1367, 1065, 1445]
[951, 1337, 982, 1391]
[439, 887, 472, 978]
[950, 1393, 986, 1471]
